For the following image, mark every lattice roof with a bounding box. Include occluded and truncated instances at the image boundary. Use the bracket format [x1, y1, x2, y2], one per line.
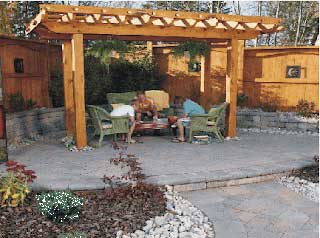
[27, 4, 283, 41]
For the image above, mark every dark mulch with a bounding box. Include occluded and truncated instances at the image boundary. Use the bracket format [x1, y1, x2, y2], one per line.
[291, 165, 319, 183]
[290, 155, 319, 183]
[0, 183, 166, 238]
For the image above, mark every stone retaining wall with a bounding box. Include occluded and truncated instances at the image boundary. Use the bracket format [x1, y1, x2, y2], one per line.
[6, 107, 65, 143]
[5, 107, 318, 144]
[237, 109, 319, 133]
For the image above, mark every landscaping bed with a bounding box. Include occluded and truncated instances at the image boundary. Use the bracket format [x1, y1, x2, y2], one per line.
[290, 164, 319, 183]
[0, 184, 166, 238]
[278, 155, 319, 202]
[0, 144, 215, 238]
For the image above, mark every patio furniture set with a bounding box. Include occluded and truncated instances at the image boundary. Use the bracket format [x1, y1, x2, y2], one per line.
[87, 90, 227, 147]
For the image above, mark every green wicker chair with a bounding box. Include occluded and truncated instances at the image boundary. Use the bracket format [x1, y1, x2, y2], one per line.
[188, 102, 227, 143]
[87, 105, 130, 147]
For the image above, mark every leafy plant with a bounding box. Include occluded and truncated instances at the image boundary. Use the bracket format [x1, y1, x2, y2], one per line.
[58, 231, 87, 238]
[8, 92, 25, 112]
[296, 99, 315, 118]
[25, 99, 37, 110]
[86, 39, 129, 71]
[237, 93, 249, 107]
[173, 41, 209, 61]
[36, 191, 84, 223]
[49, 54, 164, 107]
[0, 160, 36, 207]
[109, 56, 164, 93]
[49, 67, 64, 107]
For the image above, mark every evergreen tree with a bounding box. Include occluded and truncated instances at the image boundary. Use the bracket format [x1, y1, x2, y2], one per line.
[10, 1, 42, 39]
[142, 1, 230, 14]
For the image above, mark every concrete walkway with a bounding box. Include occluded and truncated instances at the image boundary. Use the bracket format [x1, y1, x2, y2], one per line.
[129, 132, 317, 188]
[182, 181, 319, 238]
[1, 132, 318, 190]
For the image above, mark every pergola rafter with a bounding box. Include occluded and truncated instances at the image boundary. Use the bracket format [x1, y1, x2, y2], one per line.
[27, 4, 283, 149]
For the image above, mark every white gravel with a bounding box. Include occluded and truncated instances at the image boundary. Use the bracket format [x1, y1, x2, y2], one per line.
[61, 136, 94, 152]
[117, 186, 215, 238]
[278, 176, 319, 202]
[238, 127, 319, 137]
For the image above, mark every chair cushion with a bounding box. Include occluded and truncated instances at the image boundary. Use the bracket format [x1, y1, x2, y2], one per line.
[207, 121, 216, 126]
[145, 90, 169, 111]
[102, 122, 113, 129]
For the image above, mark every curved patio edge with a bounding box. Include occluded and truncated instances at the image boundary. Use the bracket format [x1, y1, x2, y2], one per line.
[145, 159, 315, 192]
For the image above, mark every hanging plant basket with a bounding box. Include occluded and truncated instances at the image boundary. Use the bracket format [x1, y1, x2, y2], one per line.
[173, 41, 209, 62]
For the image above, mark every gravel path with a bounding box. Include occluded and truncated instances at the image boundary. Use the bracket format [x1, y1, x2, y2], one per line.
[117, 186, 215, 238]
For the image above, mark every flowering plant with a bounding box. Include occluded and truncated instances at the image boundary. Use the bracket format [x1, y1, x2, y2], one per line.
[0, 160, 36, 207]
[36, 191, 84, 223]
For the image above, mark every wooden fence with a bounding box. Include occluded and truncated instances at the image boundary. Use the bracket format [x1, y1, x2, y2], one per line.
[156, 44, 319, 111]
[1, 36, 318, 112]
[0, 35, 61, 110]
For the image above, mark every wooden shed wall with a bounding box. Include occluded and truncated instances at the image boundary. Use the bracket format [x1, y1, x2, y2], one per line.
[0, 37, 61, 110]
[156, 45, 319, 111]
[243, 47, 319, 110]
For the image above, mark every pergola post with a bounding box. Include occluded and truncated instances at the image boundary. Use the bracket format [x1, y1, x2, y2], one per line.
[200, 42, 211, 109]
[226, 38, 239, 137]
[62, 40, 75, 136]
[71, 34, 87, 148]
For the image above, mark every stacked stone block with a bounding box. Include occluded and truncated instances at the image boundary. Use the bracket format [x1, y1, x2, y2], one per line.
[237, 110, 319, 133]
[6, 107, 65, 143]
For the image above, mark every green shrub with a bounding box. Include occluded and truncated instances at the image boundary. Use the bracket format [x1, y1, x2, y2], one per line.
[84, 56, 112, 105]
[49, 68, 64, 107]
[237, 93, 248, 107]
[58, 231, 87, 238]
[109, 56, 163, 93]
[8, 92, 25, 112]
[36, 191, 84, 223]
[25, 99, 37, 110]
[8, 92, 37, 112]
[49, 55, 165, 107]
[296, 99, 315, 118]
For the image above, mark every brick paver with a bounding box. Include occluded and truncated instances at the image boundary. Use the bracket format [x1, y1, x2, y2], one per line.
[0, 132, 318, 190]
[182, 182, 319, 238]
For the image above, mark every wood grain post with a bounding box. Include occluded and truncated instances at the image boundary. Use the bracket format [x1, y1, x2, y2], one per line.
[71, 34, 87, 148]
[226, 38, 239, 137]
[62, 40, 75, 137]
[200, 42, 211, 110]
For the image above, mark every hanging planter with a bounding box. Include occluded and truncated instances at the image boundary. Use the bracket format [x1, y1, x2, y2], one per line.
[86, 39, 129, 73]
[184, 51, 190, 60]
[188, 60, 201, 72]
[173, 41, 208, 72]
[173, 41, 209, 62]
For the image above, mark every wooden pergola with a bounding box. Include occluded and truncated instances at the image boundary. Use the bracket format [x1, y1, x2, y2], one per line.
[27, 4, 282, 148]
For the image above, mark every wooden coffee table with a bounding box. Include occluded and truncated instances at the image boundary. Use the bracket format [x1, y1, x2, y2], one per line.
[134, 120, 169, 133]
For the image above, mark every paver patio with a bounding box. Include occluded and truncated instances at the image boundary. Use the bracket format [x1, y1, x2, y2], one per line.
[0, 131, 317, 190]
[182, 181, 319, 238]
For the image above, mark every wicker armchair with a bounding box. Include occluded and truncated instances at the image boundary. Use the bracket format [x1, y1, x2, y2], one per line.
[86, 105, 130, 147]
[188, 102, 227, 143]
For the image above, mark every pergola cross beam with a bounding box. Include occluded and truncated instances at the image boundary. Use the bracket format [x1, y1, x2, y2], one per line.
[27, 4, 283, 149]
